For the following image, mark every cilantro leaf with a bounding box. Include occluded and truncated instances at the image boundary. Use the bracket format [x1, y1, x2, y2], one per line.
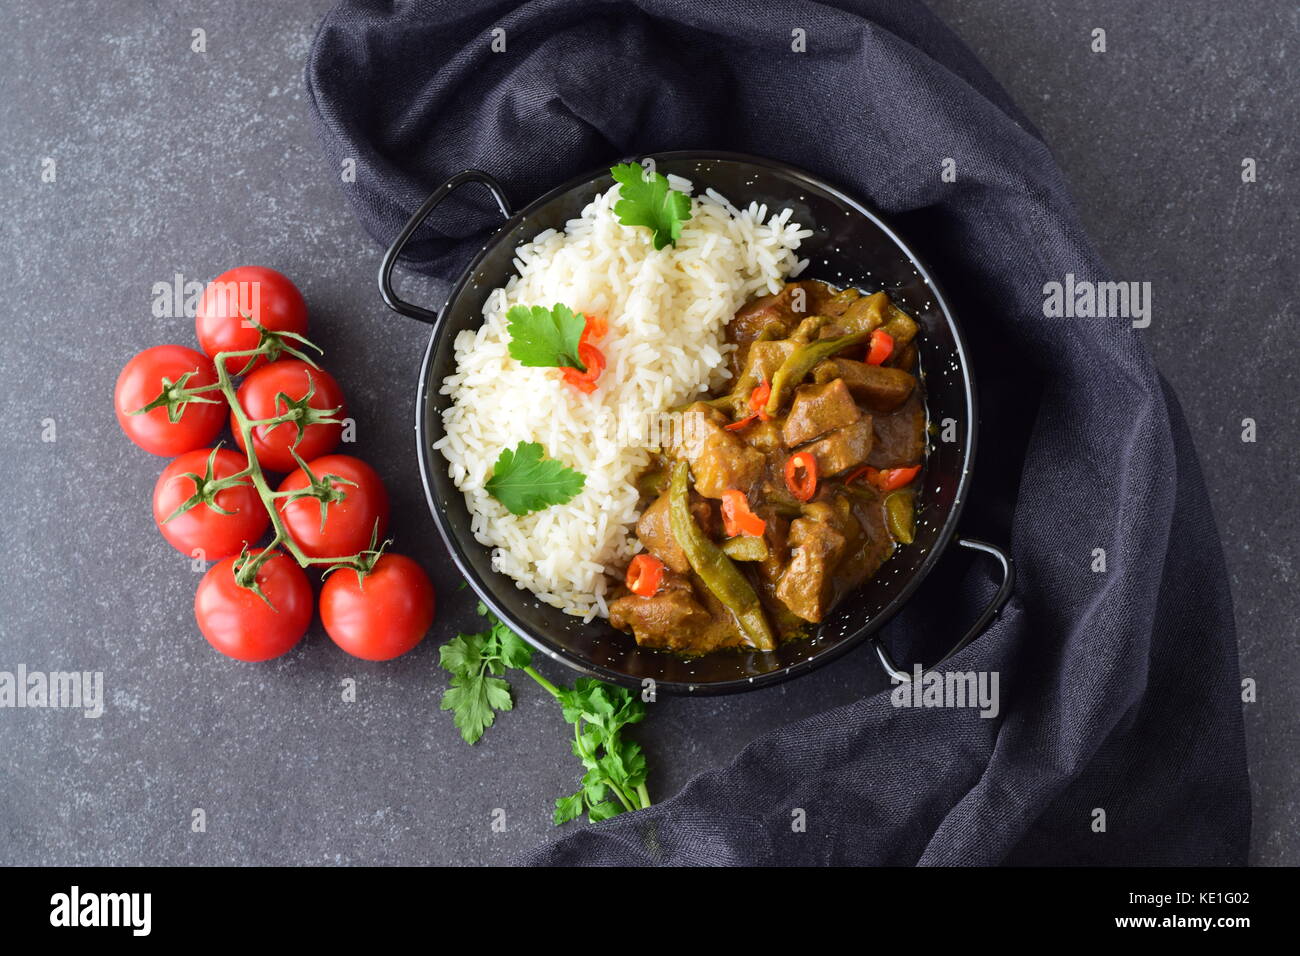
[493, 626, 535, 670]
[506, 304, 587, 371]
[581, 769, 608, 804]
[571, 729, 605, 764]
[485, 441, 585, 516]
[561, 677, 645, 733]
[610, 163, 692, 250]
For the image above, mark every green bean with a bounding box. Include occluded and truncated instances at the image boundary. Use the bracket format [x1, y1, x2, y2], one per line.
[789, 314, 834, 343]
[668, 462, 776, 651]
[823, 288, 861, 315]
[764, 330, 870, 417]
[884, 491, 915, 545]
[721, 535, 769, 562]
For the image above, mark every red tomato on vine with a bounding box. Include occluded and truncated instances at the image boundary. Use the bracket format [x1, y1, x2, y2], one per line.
[152, 447, 269, 559]
[233, 359, 346, 472]
[277, 454, 390, 559]
[195, 550, 313, 662]
[196, 266, 308, 375]
[115, 345, 226, 456]
[320, 554, 435, 661]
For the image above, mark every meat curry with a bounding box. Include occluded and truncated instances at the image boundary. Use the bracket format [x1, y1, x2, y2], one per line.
[609, 280, 928, 655]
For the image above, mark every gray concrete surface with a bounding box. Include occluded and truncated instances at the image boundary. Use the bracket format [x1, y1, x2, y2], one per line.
[0, 0, 1293, 865]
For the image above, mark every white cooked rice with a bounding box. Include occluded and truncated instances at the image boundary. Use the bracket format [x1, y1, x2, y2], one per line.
[433, 176, 812, 620]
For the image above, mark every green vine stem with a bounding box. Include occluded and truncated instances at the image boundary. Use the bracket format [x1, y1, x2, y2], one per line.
[139, 328, 384, 596]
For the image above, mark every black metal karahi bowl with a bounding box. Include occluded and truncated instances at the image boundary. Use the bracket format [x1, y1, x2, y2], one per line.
[379, 151, 1011, 695]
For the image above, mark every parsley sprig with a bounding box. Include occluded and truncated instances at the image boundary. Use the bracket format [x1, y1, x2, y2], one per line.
[611, 162, 692, 250]
[553, 677, 650, 823]
[439, 604, 653, 825]
[438, 608, 533, 743]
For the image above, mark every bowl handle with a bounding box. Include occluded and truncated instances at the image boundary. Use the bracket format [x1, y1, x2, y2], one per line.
[378, 169, 513, 324]
[871, 538, 1015, 682]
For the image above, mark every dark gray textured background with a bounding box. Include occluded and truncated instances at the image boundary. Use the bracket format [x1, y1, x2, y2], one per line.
[0, 1, 1293, 866]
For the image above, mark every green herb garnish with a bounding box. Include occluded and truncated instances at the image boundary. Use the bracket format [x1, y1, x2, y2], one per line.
[611, 162, 692, 250]
[438, 606, 534, 744]
[485, 441, 585, 516]
[506, 303, 587, 371]
[438, 604, 653, 825]
[552, 677, 649, 823]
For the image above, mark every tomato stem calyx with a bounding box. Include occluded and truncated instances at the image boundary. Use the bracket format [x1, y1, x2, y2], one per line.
[321, 525, 392, 587]
[231, 543, 280, 608]
[276, 448, 358, 534]
[231, 319, 323, 375]
[131, 370, 223, 424]
[248, 377, 345, 450]
[160, 443, 253, 523]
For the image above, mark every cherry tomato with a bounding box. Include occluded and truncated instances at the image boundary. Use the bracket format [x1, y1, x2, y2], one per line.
[319, 554, 435, 661]
[233, 359, 346, 472]
[115, 345, 226, 456]
[195, 550, 312, 662]
[277, 454, 389, 559]
[153, 447, 269, 559]
[195, 266, 308, 375]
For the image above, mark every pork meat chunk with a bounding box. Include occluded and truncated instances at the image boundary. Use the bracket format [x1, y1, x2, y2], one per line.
[783, 379, 861, 446]
[801, 417, 874, 476]
[775, 511, 848, 623]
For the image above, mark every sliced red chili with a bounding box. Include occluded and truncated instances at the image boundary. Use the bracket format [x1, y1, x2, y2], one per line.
[845, 465, 872, 487]
[561, 340, 606, 394]
[721, 489, 766, 537]
[625, 553, 665, 597]
[580, 313, 607, 344]
[784, 452, 818, 502]
[749, 379, 772, 421]
[849, 464, 921, 492]
[724, 379, 774, 431]
[559, 314, 608, 393]
[875, 465, 920, 491]
[866, 328, 894, 366]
